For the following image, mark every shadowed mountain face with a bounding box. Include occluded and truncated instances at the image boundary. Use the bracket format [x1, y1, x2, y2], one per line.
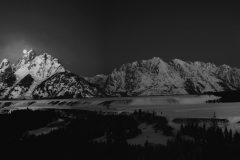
[89, 57, 240, 96]
[32, 72, 105, 99]
[0, 49, 105, 99]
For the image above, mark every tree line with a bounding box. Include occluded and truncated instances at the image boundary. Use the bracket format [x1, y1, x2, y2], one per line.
[1, 109, 240, 159]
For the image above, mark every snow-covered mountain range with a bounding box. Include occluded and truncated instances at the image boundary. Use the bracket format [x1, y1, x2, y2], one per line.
[0, 49, 104, 99]
[88, 57, 240, 96]
[1, 49, 240, 99]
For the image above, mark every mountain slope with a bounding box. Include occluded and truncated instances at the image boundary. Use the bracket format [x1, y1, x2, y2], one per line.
[84, 74, 108, 88]
[5, 74, 34, 99]
[32, 71, 105, 99]
[14, 49, 65, 81]
[98, 57, 240, 96]
[0, 49, 104, 99]
[0, 59, 12, 74]
[1, 49, 240, 99]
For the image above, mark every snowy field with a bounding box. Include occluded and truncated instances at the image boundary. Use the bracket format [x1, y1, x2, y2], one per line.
[2, 94, 240, 126]
[2, 94, 240, 145]
[1, 95, 239, 121]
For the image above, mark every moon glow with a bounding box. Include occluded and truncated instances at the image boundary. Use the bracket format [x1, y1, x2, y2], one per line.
[23, 49, 27, 54]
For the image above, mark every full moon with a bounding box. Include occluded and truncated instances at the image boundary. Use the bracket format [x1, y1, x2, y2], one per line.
[23, 49, 27, 54]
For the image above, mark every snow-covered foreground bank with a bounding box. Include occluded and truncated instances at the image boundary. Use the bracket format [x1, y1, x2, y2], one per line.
[2, 95, 240, 126]
[1, 95, 238, 121]
[2, 95, 240, 124]
[2, 94, 240, 145]
[1, 95, 217, 108]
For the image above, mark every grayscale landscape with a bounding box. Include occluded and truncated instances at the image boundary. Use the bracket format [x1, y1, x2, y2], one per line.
[2, 94, 240, 145]
[1, 0, 240, 159]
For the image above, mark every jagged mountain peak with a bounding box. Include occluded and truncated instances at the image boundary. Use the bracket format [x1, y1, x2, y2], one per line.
[0, 59, 10, 68]
[0, 58, 11, 74]
[42, 52, 50, 57]
[14, 49, 65, 81]
[0, 49, 104, 99]
[220, 64, 231, 69]
[118, 57, 166, 72]
[2, 49, 240, 99]
[85, 74, 108, 89]
[1, 58, 10, 63]
[22, 49, 36, 62]
[146, 57, 164, 65]
[172, 58, 186, 64]
[193, 61, 203, 66]
[38, 52, 59, 62]
[15, 49, 36, 70]
[99, 56, 240, 96]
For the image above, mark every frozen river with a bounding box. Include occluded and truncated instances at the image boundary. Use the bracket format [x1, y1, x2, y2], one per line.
[1, 95, 240, 122]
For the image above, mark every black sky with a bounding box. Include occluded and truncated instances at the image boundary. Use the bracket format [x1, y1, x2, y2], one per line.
[0, 0, 240, 77]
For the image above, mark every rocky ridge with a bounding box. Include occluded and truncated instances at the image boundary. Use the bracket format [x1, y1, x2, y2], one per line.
[1, 49, 240, 99]
[91, 57, 240, 96]
[0, 49, 104, 99]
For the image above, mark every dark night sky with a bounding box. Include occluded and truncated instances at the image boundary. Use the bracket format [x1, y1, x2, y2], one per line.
[0, 0, 240, 77]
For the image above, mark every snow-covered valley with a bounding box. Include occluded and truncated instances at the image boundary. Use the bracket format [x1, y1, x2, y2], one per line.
[2, 95, 240, 131]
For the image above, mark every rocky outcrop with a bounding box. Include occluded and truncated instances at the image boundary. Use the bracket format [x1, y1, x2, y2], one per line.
[101, 57, 240, 96]
[1, 49, 240, 99]
[0, 49, 104, 99]
[85, 74, 108, 88]
[33, 71, 105, 99]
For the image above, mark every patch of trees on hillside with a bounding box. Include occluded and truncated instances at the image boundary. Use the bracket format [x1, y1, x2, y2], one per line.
[2, 109, 240, 159]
